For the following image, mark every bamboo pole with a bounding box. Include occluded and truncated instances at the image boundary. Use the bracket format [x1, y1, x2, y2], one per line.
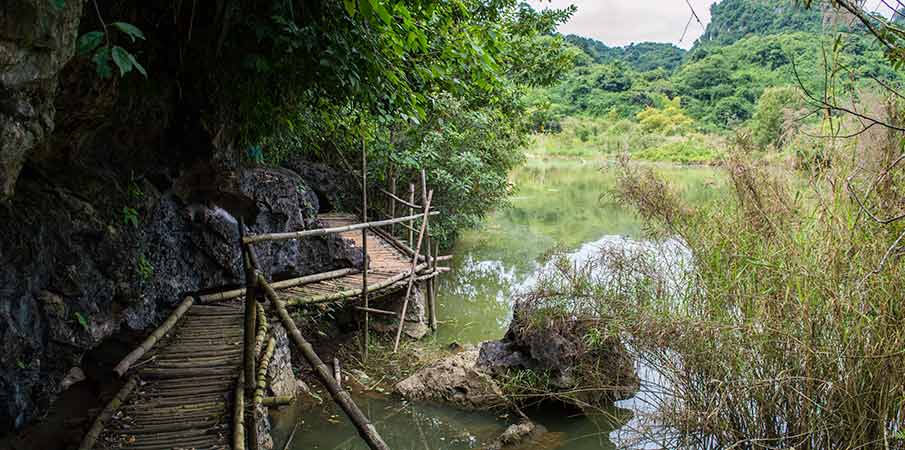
[354, 306, 398, 316]
[262, 396, 294, 407]
[381, 187, 420, 209]
[78, 376, 138, 450]
[361, 139, 369, 362]
[233, 362, 246, 450]
[394, 190, 433, 352]
[239, 220, 258, 450]
[389, 165, 397, 235]
[240, 237, 257, 393]
[285, 262, 430, 306]
[426, 233, 436, 332]
[198, 268, 356, 302]
[432, 240, 440, 330]
[408, 184, 415, 247]
[114, 297, 193, 376]
[243, 212, 437, 245]
[281, 421, 300, 450]
[255, 302, 268, 355]
[254, 337, 276, 407]
[258, 276, 390, 450]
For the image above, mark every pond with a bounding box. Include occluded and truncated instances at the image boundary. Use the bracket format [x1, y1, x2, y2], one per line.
[284, 158, 724, 449]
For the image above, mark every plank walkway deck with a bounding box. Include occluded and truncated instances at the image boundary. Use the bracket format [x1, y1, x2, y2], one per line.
[276, 213, 417, 304]
[82, 213, 431, 449]
[93, 300, 244, 450]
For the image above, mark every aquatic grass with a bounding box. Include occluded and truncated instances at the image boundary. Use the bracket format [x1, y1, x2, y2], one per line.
[522, 151, 905, 448]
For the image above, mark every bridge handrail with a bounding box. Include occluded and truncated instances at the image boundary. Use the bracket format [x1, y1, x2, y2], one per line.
[242, 210, 439, 244]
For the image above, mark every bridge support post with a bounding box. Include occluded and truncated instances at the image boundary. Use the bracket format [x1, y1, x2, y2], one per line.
[426, 235, 437, 332]
[239, 218, 259, 450]
[361, 139, 369, 362]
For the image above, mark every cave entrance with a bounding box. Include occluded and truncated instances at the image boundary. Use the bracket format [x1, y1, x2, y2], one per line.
[313, 189, 332, 213]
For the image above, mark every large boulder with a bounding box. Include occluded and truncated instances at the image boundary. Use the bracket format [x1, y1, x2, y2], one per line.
[395, 348, 505, 410]
[477, 304, 639, 408]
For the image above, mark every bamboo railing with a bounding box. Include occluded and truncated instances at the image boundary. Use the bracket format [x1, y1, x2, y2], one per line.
[235, 165, 450, 450]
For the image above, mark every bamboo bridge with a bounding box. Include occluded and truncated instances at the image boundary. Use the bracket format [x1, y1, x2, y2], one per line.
[78, 170, 447, 450]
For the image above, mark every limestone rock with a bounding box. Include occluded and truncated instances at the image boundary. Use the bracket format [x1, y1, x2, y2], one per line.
[369, 287, 430, 339]
[0, 164, 340, 432]
[0, 0, 87, 200]
[395, 349, 505, 410]
[485, 420, 548, 450]
[477, 304, 640, 408]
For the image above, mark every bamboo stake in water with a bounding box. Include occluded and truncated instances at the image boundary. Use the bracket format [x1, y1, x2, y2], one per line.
[394, 190, 433, 353]
[361, 138, 369, 362]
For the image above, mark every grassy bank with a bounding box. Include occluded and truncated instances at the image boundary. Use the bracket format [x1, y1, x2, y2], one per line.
[522, 140, 905, 447]
[529, 116, 725, 164]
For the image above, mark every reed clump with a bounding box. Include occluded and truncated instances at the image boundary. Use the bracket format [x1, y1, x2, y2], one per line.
[525, 148, 905, 448]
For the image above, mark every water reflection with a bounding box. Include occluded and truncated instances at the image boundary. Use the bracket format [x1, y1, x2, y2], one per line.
[436, 159, 721, 345]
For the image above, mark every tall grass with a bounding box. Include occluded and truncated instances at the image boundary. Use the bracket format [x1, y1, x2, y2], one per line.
[529, 116, 725, 164]
[522, 144, 905, 447]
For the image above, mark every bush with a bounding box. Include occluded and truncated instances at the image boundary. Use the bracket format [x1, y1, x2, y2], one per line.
[750, 85, 804, 149]
[633, 134, 723, 164]
[636, 97, 694, 135]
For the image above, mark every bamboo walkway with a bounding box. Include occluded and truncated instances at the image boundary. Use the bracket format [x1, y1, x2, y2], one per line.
[80, 213, 443, 450]
[87, 300, 245, 450]
[276, 213, 418, 305]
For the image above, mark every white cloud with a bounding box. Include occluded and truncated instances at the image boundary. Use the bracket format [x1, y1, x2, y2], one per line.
[525, 0, 720, 49]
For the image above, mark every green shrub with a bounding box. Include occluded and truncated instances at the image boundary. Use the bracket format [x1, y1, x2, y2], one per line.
[750, 85, 804, 149]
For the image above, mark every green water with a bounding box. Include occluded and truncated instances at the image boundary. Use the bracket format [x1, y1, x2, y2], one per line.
[287, 158, 722, 450]
[435, 159, 722, 346]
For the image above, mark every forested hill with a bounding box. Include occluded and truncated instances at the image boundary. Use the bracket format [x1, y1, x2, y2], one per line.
[564, 36, 686, 73]
[695, 0, 823, 48]
[532, 0, 895, 130]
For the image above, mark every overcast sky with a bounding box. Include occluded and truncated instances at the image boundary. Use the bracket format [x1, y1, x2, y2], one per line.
[524, 0, 720, 49]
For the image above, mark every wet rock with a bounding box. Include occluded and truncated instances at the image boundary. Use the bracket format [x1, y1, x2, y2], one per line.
[395, 349, 505, 410]
[477, 304, 640, 408]
[485, 420, 548, 450]
[58, 367, 85, 391]
[347, 369, 372, 386]
[369, 286, 430, 339]
[282, 158, 357, 213]
[267, 320, 298, 399]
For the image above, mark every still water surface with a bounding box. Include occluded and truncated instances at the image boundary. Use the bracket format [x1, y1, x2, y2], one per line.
[285, 158, 722, 449]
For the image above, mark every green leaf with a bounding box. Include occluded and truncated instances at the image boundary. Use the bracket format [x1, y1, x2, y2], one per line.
[127, 52, 147, 77]
[91, 47, 113, 79]
[50, 0, 65, 10]
[367, 0, 392, 25]
[111, 46, 134, 77]
[74, 312, 89, 331]
[77, 31, 104, 56]
[343, 0, 357, 17]
[111, 22, 145, 42]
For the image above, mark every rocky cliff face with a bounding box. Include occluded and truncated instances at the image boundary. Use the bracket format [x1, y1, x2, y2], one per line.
[0, 0, 370, 435]
[0, 0, 86, 200]
[0, 162, 361, 433]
